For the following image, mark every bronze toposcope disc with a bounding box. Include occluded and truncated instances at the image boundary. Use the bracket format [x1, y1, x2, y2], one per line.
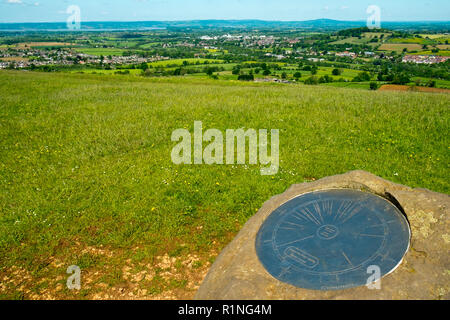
[255, 189, 411, 290]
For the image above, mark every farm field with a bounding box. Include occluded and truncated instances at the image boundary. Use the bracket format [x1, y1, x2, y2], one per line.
[15, 42, 78, 49]
[378, 43, 423, 52]
[418, 34, 449, 39]
[409, 50, 450, 56]
[66, 62, 371, 85]
[0, 57, 29, 62]
[0, 70, 448, 300]
[330, 37, 379, 47]
[74, 48, 129, 56]
[147, 58, 224, 67]
[411, 77, 450, 89]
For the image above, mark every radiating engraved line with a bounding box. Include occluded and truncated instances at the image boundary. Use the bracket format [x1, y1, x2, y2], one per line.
[313, 202, 324, 224]
[340, 202, 357, 221]
[336, 201, 358, 223]
[341, 250, 353, 267]
[334, 200, 351, 222]
[364, 223, 385, 228]
[278, 226, 298, 231]
[328, 201, 333, 215]
[277, 235, 315, 247]
[293, 209, 317, 225]
[302, 208, 321, 226]
[304, 207, 321, 225]
[323, 200, 333, 216]
[322, 200, 328, 216]
[278, 266, 291, 278]
[341, 206, 362, 224]
[358, 233, 384, 238]
[282, 221, 306, 229]
[335, 200, 345, 220]
[291, 210, 309, 223]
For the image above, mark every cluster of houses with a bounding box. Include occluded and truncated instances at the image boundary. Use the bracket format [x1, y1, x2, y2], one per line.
[197, 33, 385, 61]
[199, 34, 277, 47]
[254, 77, 292, 84]
[256, 36, 276, 46]
[264, 52, 286, 60]
[335, 51, 357, 58]
[0, 48, 166, 69]
[402, 55, 449, 64]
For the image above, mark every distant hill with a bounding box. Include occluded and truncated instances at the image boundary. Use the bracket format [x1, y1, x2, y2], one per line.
[0, 19, 448, 32]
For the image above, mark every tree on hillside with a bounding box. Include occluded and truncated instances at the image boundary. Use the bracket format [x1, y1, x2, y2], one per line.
[304, 76, 319, 85]
[238, 74, 254, 81]
[369, 82, 378, 90]
[392, 73, 410, 85]
[352, 71, 371, 82]
[427, 80, 436, 88]
[139, 62, 148, 71]
[332, 68, 342, 76]
[319, 75, 333, 83]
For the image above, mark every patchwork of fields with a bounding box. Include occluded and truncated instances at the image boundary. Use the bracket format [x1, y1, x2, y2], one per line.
[0, 70, 448, 299]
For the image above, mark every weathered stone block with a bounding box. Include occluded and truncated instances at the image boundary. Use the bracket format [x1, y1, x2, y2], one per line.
[195, 171, 449, 300]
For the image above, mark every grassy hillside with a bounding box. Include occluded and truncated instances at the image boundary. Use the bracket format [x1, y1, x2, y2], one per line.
[0, 70, 448, 299]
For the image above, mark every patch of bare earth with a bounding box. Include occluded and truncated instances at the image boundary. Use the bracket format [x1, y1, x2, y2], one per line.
[0, 243, 217, 300]
[0, 57, 29, 62]
[92, 251, 214, 300]
[15, 42, 77, 48]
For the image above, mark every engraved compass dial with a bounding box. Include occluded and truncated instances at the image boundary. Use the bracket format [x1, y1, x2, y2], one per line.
[255, 189, 410, 290]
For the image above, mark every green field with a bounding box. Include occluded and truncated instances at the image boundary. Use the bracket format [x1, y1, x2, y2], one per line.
[411, 50, 450, 57]
[74, 48, 128, 56]
[389, 37, 430, 44]
[330, 36, 380, 47]
[70, 69, 144, 75]
[378, 43, 424, 52]
[0, 70, 448, 299]
[331, 37, 369, 45]
[147, 58, 224, 67]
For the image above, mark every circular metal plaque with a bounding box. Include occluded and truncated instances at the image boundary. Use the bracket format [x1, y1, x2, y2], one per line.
[255, 189, 410, 290]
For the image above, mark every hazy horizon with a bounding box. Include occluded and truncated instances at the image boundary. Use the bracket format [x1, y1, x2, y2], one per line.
[1, 0, 449, 24]
[1, 18, 450, 24]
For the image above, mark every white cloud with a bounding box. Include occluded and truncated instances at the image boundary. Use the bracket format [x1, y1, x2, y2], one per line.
[7, 0, 22, 3]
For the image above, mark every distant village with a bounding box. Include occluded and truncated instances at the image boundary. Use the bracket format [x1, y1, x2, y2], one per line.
[402, 55, 449, 64]
[0, 48, 167, 69]
[1, 32, 449, 70]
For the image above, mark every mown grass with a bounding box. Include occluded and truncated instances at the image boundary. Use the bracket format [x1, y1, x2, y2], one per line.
[0, 70, 448, 298]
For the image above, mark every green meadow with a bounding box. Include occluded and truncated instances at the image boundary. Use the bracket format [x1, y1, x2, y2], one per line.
[147, 58, 224, 67]
[0, 70, 448, 299]
[74, 48, 128, 56]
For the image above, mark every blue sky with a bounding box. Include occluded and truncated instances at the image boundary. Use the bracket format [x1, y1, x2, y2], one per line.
[0, 0, 449, 23]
